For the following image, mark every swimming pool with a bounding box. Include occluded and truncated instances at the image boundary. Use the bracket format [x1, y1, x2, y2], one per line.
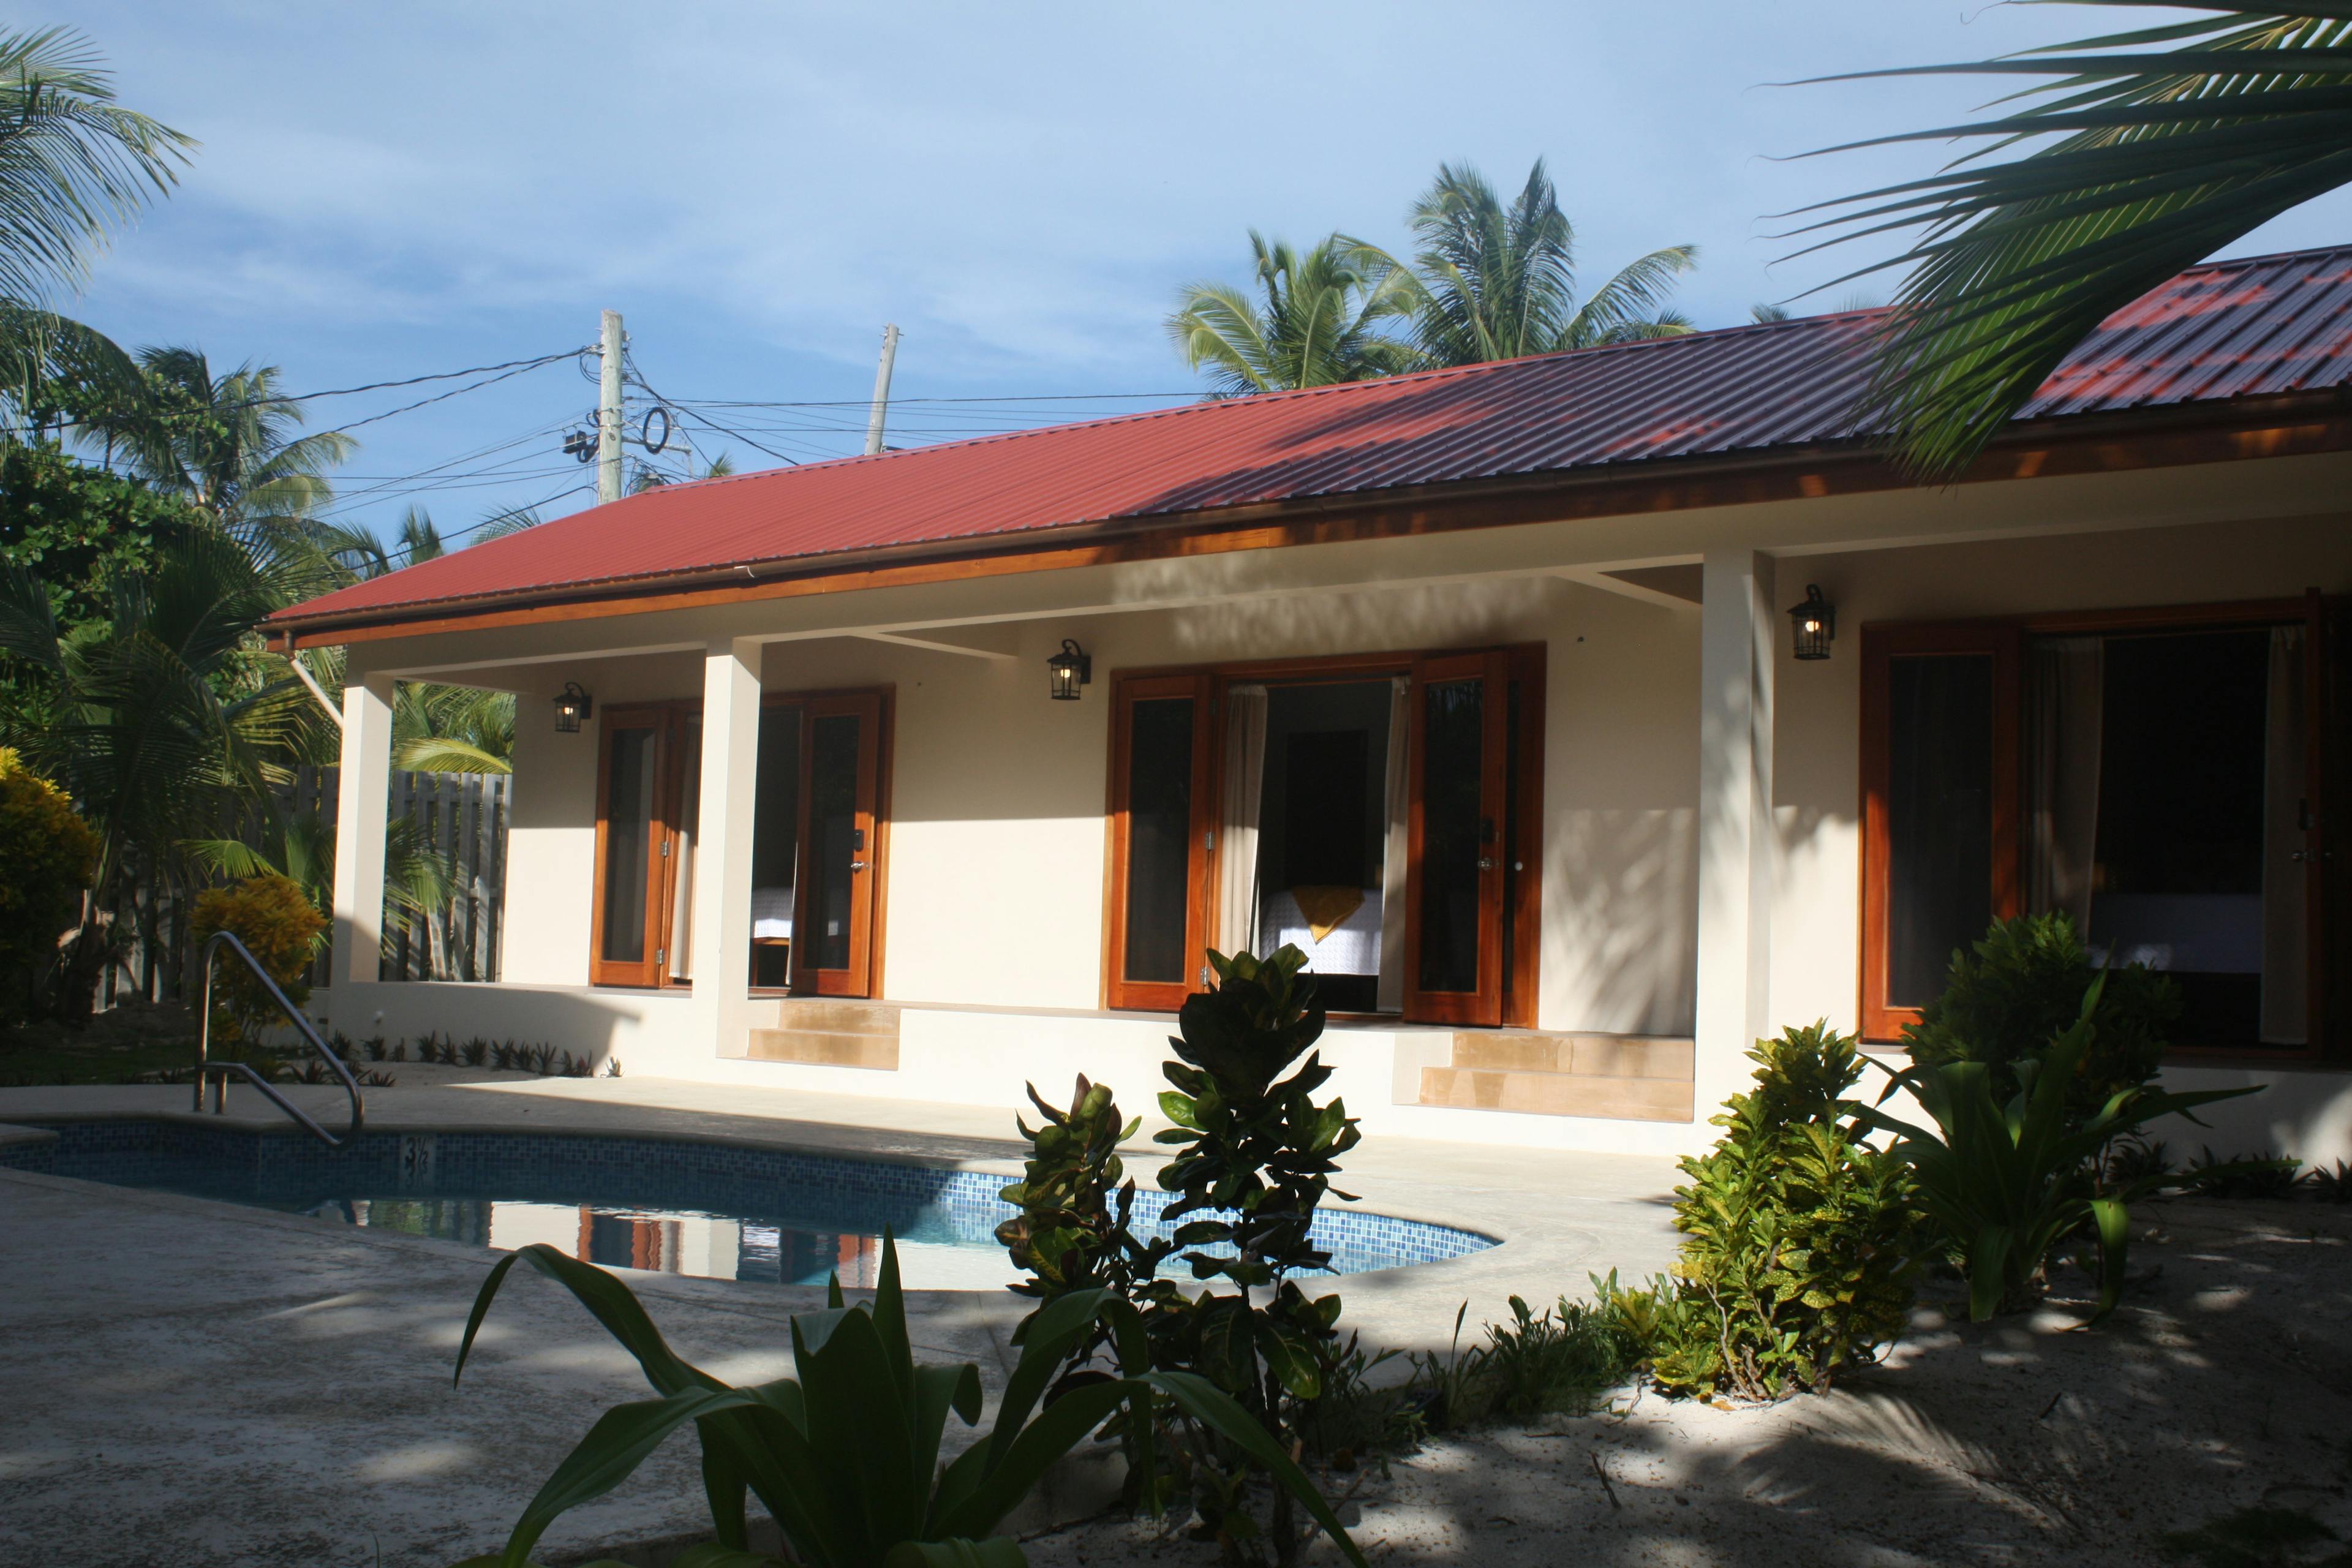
[4, 1120, 1494, 1290]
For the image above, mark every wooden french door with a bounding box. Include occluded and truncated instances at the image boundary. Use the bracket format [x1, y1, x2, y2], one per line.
[790, 691, 886, 997]
[1104, 673, 1215, 1011]
[590, 704, 692, 987]
[1403, 651, 1512, 1025]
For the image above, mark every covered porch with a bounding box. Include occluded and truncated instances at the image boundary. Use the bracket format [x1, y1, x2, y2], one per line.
[302, 453, 2352, 1161]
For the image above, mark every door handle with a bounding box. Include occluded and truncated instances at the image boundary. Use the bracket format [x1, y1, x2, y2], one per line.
[850, 859, 868, 872]
[1477, 856, 1498, 871]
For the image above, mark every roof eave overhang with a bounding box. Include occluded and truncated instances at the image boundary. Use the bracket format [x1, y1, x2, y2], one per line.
[268, 390, 2352, 651]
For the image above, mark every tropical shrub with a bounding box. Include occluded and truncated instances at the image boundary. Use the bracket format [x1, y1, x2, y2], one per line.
[0, 747, 97, 1024]
[1142, 944, 1363, 1563]
[189, 873, 326, 1042]
[1637, 1023, 1930, 1401]
[997, 1074, 1174, 1389]
[1412, 1292, 1643, 1430]
[1902, 912, 2177, 1111]
[1862, 976, 2258, 1322]
[452, 1233, 1365, 1568]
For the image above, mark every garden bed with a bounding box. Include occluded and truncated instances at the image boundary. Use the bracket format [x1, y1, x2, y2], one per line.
[1027, 1196, 2352, 1567]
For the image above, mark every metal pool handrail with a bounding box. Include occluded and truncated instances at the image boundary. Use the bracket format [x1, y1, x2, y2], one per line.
[191, 931, 364, 1148]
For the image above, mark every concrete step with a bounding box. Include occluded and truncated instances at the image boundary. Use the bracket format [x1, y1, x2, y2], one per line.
[1446, 1032, 1694, 1079]
[1417, 1065, 1694, 1123]
[767, 1000, 901, 1037]
[745, 1026, 900, 1070]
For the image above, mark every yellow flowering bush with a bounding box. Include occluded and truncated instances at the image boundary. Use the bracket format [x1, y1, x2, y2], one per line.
[190, 873, 328, 1042]
[0, 748, 98, 1025]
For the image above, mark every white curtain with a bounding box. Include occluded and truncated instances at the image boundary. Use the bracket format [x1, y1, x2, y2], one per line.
[668, 724, 702, 982]
[1216, 685, 1268, 957]
[2024, 638, 2105, 935]
[2260, 625, 2310, 1045]
[1376, 676, 1411, 1012]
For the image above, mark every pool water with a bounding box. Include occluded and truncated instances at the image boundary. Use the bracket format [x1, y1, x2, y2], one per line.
[7, 1121, 1493, 1291]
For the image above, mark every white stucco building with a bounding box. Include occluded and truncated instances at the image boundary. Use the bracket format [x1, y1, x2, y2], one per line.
[271, 247, 2352, 1163]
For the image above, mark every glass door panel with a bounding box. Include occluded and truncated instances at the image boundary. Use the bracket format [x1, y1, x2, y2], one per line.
[794, 693, 882, 996]
[1404, 652, 1509, 1024]
[592, 710, 667, 987]
[1107, 674, 1212, 1011]
[748, 704, 804, 989]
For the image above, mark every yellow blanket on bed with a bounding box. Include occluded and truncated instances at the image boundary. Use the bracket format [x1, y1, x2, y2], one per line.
[1289, 885, 1365, 943]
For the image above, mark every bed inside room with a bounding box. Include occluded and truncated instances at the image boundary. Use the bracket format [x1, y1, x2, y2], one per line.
[1218, 679, 1405, 1014]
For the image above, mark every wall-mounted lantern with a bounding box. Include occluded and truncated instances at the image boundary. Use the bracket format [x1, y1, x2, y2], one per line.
[1047, 639, 1093, 701]
[553, 682, 594, 733]
[1787, 584, 1836, 662]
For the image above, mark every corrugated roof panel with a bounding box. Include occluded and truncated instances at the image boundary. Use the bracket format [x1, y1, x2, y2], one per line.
[274, 244, 2352, 628]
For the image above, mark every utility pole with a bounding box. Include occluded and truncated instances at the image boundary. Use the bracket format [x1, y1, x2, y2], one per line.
[598, 308, 625, 503]
[864, 323, 900, 456]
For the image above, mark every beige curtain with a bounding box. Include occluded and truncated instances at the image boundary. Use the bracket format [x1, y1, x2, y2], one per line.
[668, 723, 702, 982]
[1215, 685, 1268, 956]
[2024, 637, 2104, 935]
[1376, 676, 1411, 1012]
[2261, 625, 2310, 1045]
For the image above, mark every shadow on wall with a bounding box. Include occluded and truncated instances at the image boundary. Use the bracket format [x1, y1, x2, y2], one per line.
[1547, 809, 1698, 1036]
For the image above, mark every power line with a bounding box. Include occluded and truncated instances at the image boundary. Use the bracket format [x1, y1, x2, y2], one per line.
[235, 349, 590, 413]
[622, 357, 802, 467]
[309, 356, 587, 440]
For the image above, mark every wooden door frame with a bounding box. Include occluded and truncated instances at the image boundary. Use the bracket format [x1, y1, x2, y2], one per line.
[749, 685, 896, 999]
[588, 686, 895, 995]
[1402, 649, 1513, 1026]
[1101, 644, 1545, 1022]
[791, 690, 886, 997]
[1858, 593, 2348, 1058]
[1102, 672, 1215, 1011]
[589, 703, 680, 988]
[1856, 624, 2021, 1042]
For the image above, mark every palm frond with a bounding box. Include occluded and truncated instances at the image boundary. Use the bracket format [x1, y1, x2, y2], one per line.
[1560, 246, 1703, 349]
[0, 26, 195, 305]
[1791, 5, 2352, 476]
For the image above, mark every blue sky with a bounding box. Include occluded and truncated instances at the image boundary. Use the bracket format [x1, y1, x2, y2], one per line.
[62, 1, 2352, 550]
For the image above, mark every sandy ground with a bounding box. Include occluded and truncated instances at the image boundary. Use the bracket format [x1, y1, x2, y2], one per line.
[1025, 1196, 2352, 1568]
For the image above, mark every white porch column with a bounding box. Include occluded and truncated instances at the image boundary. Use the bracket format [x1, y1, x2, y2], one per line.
[1694, 550, 1777, 1123]
[331, 671, 395, 987]
[690, 637, 761, 1054]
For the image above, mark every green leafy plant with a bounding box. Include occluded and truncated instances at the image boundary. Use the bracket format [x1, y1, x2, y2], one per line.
[1643, 1022, 1930, 1400]
[1144, 944, 1363, 1563]
[1461, 1293, 1641, 1423]
[1901, 912, 2177, 1113]
[997, 1075, 1171, 1325]
[451, 1233, 1365, 1568]
[2184, 1147, 2305, 1201]
[1863, 976, 2258, 1322]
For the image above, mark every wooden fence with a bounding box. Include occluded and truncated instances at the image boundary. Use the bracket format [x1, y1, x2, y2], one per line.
[96, 765, 510, 1009]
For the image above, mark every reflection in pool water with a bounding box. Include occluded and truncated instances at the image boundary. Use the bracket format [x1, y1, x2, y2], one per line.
[317, 1195, 1023, 1289]
[30, 1121, 1494, 1291]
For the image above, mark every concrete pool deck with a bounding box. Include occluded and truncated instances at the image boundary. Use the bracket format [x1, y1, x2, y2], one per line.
[0, 1076, 1681, 1567]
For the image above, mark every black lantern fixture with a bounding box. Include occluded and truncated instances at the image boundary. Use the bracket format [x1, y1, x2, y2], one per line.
[552, 682, 594, 733]
[1787, 584, 1836, 661]
[1046, 639, 1092, 701]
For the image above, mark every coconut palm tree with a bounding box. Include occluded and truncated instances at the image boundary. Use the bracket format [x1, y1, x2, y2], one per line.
[1167, 232, 1425, 396]
[89, 348, 353, 537]
[1794, 4, 2352, 477]
[0, 26, 191, 438]
[1355, 160, 1700, 364]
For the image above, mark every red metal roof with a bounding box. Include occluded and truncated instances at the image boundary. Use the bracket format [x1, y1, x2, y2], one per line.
[274, 244, 2352, 631]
